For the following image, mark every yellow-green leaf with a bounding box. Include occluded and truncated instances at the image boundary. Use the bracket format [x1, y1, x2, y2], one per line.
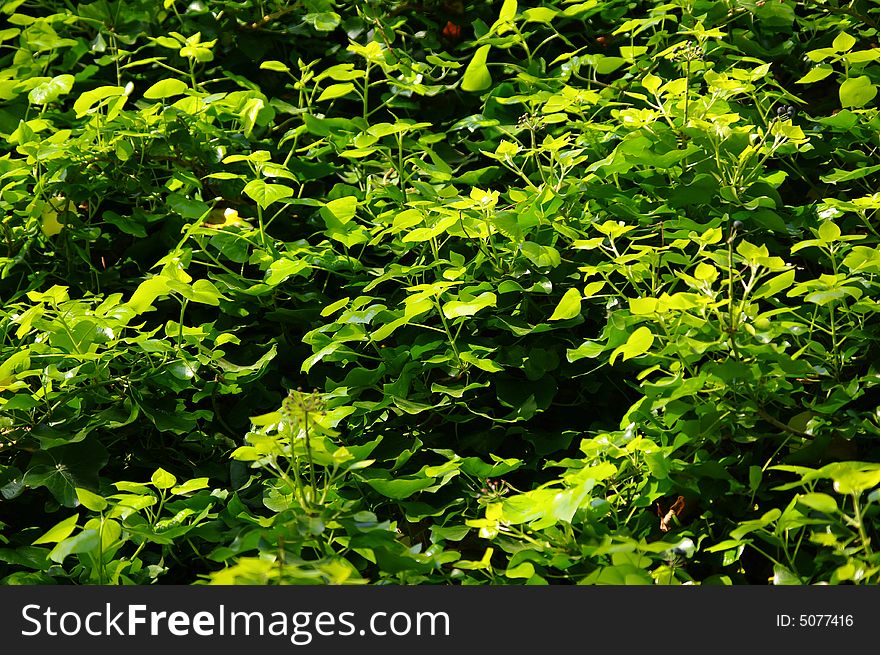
[832, 32, 856, 53]
[442, 292, 497, 319]
[462, 45, 492, 92]
[75, 487, 108, 512]
[320, 297, 350, 317]
[610, 326, 654, 364]
[839, 76, 877, 108]
[33, 514, 78, 545]
[549, 288, 582, 320]
[151, 468, 177, 490]
[143, 78, 188, 99]
[317, 83, 355, 102]
[171, 477, 210, 495]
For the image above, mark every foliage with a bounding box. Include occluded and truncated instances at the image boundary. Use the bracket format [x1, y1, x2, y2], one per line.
[1, 0, 880, 585]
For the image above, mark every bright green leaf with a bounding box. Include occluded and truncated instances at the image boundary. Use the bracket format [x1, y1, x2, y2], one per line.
[832, 32, 856, 53]
[522, 7, 555, 23]
[49, 530, 100, 564]
[28, 74, 74, 105]
[797, 493, 837, 514]
[243, 179, 294, 209]
[839, 76, 877, 108]
[75, 487, 108, 512]
[320, 297, 350, 317]
[818, 221, 841, 242]
[442, 292, 497, 319]
[171, 478, 210, 495]
[126, 276, 170, 315]
[610, 326, 654, 364]
[462, 45, 492, 92]
[549, 288, 582, 321]
[151, 468, 177, 490]
[317, 83, 355, 102]
[498, 0, 517, 22]
[361, 476, 435, 499]
[72, 85, 125, 118]
[795, 65, 834, 85]
[32, 514, 78, 545]
[322, 196, 358, 224]
[260, 60, 290, 73]
[143, 78, 188, 99]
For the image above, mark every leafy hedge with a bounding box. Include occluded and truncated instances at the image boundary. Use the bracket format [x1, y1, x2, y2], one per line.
[1, 0, 880, 585]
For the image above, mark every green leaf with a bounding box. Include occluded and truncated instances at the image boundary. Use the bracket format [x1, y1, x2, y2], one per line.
[361, 476, 435, 499]
[818, 221, 841, 242]
[506, 561, 535, 578]
[151, 468, 177, 490]
[520, 241, 561, 268]
[820, 164, 880, 184]
[629, 297, 657, 315]
[521, 7, 555, 23]
[442, 292, 497, 319]
[143, 78, 188, 99]
[240, 97, 267, 138]
[805, 47, 837, 63]
[772, 564, 802, 586]
[321, 196, 358, 225]
[243, 179, 294, 209]
[609, 326, 654, 364]
[548, 288, 582, 321]
[127, 276, 170, 315]
[643, 73, 662, 94]
[402, 215, 457, 242]
[320, 297, 350, 317]
[730, 509, 781, 540]
[832, 32, 856, 52]
[317, 83, 355, 102]
[113, 481, 152, 494]
[753, 270, 795, 300]
[315, 64, 364, 83]
[594, 56, 626, 75]
[230, 446, 259, 462]
[25, 441, 109, 507]
[28, 74, 74, 105]
[49, 530, 100, 564]
[32, 514, 78, 545]
[839, 76, 877, 108]
[832, 469, 880, 495]
[462, 45, 492, 92]
[797, 493, 837, 514]
[498, 0, 517, 23]
[0, 27, 21, 42]
[171, 478, 210, 495]
[305, 12, 341, 31]
[265, 258, 309, 286]
[567, 341, 605, 362]
[75, 487, 107, 512]
[455, 547, 494, 570]
[188, 279, 224, 305]
[167, 193, 210, 219]
[370, 317, 407, 342]
[748, 466, 762, 493]
[459, 351, 504, 372]
[260, 60, 290, 73]
[795, 65, 834, 85]
[72, 85, 125, 118]
[620, 45, 648, 61]
[846, 49, 880, 64]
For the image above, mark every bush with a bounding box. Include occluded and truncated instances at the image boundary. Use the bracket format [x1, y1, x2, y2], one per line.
[1, 0, 880, 585]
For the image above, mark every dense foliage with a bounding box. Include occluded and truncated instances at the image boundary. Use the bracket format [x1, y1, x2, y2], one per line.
[1, 0, 880, 585]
